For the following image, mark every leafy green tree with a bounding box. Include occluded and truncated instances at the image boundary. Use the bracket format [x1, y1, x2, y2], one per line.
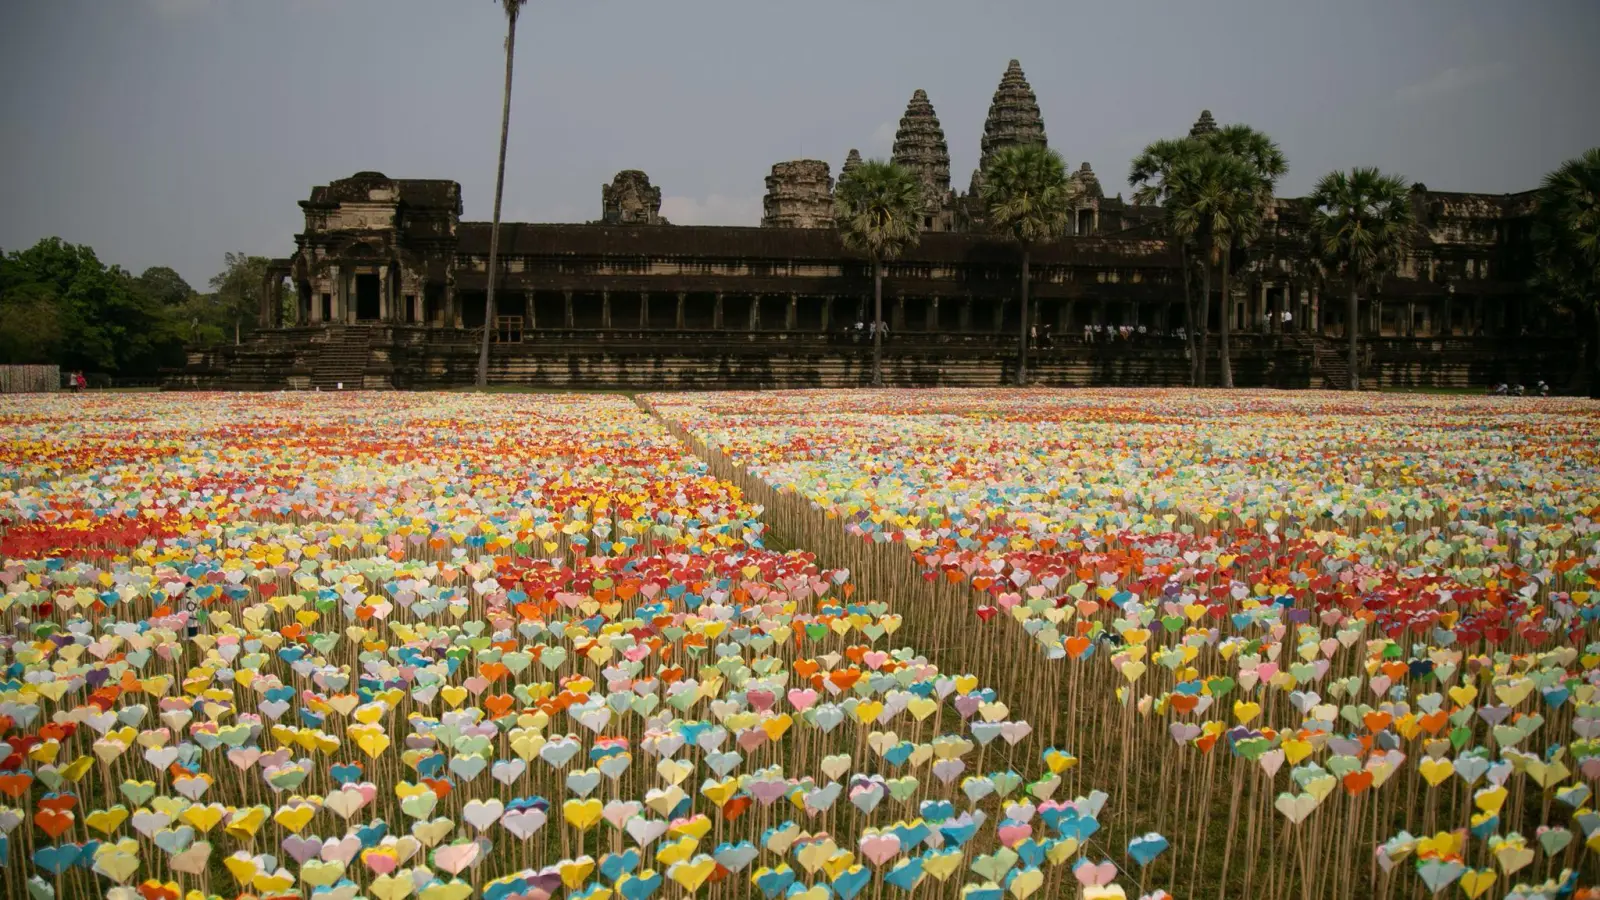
[980, 144, 1074, 384]
[137, 266, 195, 308]
[0, 238, 185, 374]
[0, 257, 63, 364]
[1309, 168, 1416, 391]
[1532, 148, 1600, 397]
[834, 159, 923, 386]
[478, 0, 530, 388]
[207, 252, 271, 345]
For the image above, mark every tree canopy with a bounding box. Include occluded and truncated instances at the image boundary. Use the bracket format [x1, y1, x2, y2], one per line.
[979, 144, 1074, 248]
[833, 159, 923, 263]
[0, 237, 268, 375]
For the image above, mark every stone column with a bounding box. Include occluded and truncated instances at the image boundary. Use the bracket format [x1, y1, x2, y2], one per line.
[1442, 295, 1453, 336]
[819, 296, 832, 332]
[601, 292, 611, 329]
[1405, 300, 1415, 337]
[563, 291, 574, 328]
[640, 293, 650, 329]
[1311, 286, 1321, 335]
[960, 298, 972, 332]
[310, 280, 324, 324]
[1257, 281, 1268, 333]
[676, 293, 686, 329]
[748, 295, 760, 331]
[786, 294, 798, 331]
[713, 293, 724, 330]
[378, 267, 391, 321]
[930, 297, 940, 332]
[258, 274, 273, 330]
[893, 296, 906, 332]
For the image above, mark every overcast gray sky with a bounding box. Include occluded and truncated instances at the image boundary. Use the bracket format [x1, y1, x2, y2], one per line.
[2, 0, 1597, 287]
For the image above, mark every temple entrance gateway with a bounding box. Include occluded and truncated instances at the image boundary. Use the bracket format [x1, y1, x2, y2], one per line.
[355, 274, 381, 321]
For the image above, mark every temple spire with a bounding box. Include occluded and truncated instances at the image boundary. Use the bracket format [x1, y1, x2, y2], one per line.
[1189, 109, 1219, 137]
[892, 89, 952, 196]
[840, 149, 863, 185]
[979, 59, 1047, 171]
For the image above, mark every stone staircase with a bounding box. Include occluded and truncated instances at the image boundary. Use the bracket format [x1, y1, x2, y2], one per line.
[310, 327, 374, 390]
[1291, 332, 1354, 390]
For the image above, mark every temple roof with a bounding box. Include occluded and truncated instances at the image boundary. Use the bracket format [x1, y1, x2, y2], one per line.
[1189, 110, 1219, 137]
[305, 173, 461, 210]
[457, 222, 1177, 268]
[979, 59, 1047, 171]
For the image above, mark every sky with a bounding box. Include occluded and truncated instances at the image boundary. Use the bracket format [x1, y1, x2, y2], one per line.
[2, 0, 1597, 288]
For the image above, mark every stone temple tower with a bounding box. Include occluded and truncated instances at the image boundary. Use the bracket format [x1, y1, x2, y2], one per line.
[840, 149, 863, 186]
[761, 160, 835, 229]
[1190, 109, 1219, 137]
[978, 59, 1048, 172]
[892, 89, 956, 232]
[601, 170, 665, 225]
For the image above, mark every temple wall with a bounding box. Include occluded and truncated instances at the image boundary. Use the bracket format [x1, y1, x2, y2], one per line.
[173, 325, 1580, 393]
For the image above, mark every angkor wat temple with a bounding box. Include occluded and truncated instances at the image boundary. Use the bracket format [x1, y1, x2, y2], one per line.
[176, 60, 1574, 391]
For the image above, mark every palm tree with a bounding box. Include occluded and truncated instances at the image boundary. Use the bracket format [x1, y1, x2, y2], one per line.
[1157, 149, 1256, 387]
[476, 0, 529, 388]
[1130, 137, 1206, 385]
[1309, 168, 1415, 391]
[834, 159, 923, 387]
[1204, 125, 1287, 387]
[1533, 148, 1600, 397]
[980, 144, 1074, 384]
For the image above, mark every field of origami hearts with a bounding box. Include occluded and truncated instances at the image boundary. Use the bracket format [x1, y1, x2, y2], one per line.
[650, 388, 1600, 900]
[0, 393, 1120, 900]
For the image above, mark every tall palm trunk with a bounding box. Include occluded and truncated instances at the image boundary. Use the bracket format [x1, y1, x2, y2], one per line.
[871, 258, 884, 387]
[1017, 247, 1030, 384]
[1588, 299, 1599, 398]
[1197, 254, 1212, 387]
[1219, 243, 1234, 388]
[1180, 243, 1198, 386]
[476, 6, 522, 387]
[1347, 277, 1361, 391]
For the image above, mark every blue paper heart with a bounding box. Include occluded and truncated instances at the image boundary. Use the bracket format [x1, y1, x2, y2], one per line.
[755, 866, 796, 899]
[1128, 833, 1169, 866]
[600, 848, 642, 882]
[884, 857, 924, 891]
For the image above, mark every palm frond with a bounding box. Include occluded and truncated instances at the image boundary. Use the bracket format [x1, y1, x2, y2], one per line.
[1308, 167, 1415, 285]
[833, 160, 923, 262]
[979, 144, 1074, 247]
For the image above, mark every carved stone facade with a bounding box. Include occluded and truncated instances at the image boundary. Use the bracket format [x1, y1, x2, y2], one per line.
[761, 160, 835, 229]
[600, 170, 666, 225]
[274, 171, 461, 328]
